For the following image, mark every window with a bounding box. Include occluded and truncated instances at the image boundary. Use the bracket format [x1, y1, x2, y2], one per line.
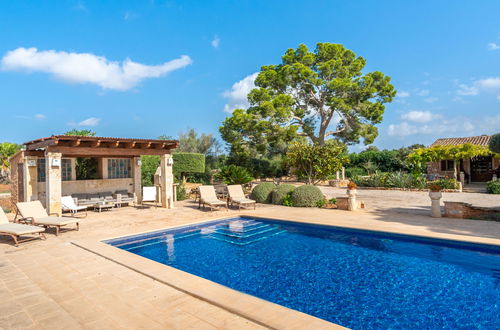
[440, 159, 455, 171]
[37, 158, 46, 182]
[61, 159, 72, 181]
[108, 159, 131, 179]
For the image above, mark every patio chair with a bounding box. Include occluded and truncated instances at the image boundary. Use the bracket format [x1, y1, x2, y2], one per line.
[61, 196, 87, 217]
[0, 208, 46, 246]
[198, 185, 228, 211]
[141, 186, 158, 208]
[227, 185, 256, 210]
[15, 201, 80, 236]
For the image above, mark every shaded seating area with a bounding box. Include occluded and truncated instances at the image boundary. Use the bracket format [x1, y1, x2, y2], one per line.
[16, 201, 80, 236]
[0, 208, 46, 246]
[9, 135, 179, 216]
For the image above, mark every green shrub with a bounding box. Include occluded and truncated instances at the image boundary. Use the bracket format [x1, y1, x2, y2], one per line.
[352, 171, 426, 189]
[250, 182, 276, 203]
[215, 165, 253, 185]
[282, 192, 294, 206]
[291, 185, 325, 207]
[316, 199, 326, 208]
[344, 166, 366, 178]
[486, 179, 500, 194]
[328, 198, 337, 204]
[431, 178, 458, 190]
[489, 133, 500, 153]
[176, 184, 188, 200]
[271, 184, 296, 205]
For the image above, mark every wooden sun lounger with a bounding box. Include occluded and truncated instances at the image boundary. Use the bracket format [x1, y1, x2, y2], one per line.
[16, 201, 80, 236]
[0, 209, 46, 246]
[227, 185, 256, 210]
[198, 186, 228, 211]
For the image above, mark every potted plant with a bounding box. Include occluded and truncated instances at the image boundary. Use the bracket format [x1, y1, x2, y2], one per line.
[325, 197, 337, 209]
[347, 181, 357, 196]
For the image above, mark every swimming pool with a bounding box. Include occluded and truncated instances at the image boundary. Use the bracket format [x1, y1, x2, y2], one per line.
[106, 217, 500, 329]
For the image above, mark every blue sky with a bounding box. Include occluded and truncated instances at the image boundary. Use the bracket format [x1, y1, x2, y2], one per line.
[1, 0, 499, 151]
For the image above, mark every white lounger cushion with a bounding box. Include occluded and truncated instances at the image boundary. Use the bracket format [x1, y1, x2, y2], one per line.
[0, 223, 45, 235]
[61, 196, 87, 211]
[227, 185, 256, 204]
[34, 217, 79, 226]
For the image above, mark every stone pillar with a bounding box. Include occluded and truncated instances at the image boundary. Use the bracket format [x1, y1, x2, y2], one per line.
[70, 158, 77, 181]
[429, 191, 442, 218]
[336, 171, 340, 180]
[133, 157, 142, 203]
[24, 156, 38, 202]
[341, 167, 345, 180]
[160, 154, 174, 208]
[99, 158, 108, 179]
[45, 152, 62, 216]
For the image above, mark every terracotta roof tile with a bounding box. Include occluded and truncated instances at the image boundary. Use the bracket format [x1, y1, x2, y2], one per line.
[430, 135, 491, 147]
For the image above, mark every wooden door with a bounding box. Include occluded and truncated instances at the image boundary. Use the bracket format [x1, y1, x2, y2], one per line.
[470, 156, 493, 182]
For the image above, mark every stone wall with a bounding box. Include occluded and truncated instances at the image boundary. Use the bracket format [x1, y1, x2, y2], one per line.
[444, 201, 500, 219]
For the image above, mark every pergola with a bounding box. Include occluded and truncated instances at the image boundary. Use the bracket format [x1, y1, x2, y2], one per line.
[11, 135, 178, 215]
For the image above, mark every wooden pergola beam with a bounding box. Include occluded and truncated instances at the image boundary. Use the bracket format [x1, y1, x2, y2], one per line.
[47, 146, 172, 157]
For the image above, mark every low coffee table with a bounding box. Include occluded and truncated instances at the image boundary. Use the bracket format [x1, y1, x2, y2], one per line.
[93, 201, 115, 213]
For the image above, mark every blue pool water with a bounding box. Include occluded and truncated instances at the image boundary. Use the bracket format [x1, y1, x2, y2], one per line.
[106, 217, 500, 329]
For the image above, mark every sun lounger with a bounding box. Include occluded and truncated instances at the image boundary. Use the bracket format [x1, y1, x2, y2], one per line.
[16, 201, 79, 236]
[0, 208, 45, 246]
[227, 185, 256, 210]
[198, 186, 228, 211]
[61, 196, 88, 217]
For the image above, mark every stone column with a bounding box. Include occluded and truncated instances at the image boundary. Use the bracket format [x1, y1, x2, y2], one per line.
[70, 158, 77, 181]
[24, 156, 38, 202]
[45, 152, 62, 216]
[133, 157, 142, 203]
[160, 154, 174, 208]
[99, 158, 108, 179]
[341, 167, 345, 180]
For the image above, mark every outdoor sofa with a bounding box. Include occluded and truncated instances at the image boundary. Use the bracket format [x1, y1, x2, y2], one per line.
[0, 208, 46, 246]
[72, 190, 136, 207]
[16, 201, 80, 236]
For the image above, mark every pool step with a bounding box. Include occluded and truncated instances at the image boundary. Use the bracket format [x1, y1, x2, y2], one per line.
[208, 221, 285, 245]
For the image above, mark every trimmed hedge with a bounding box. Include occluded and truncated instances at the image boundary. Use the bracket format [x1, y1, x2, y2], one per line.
[486, 179, 500, 194]
[250, 182, 276, 203]
[271, 184, 296, 205]
[291, 185, 324, 207]
[173, 152, 205, 179]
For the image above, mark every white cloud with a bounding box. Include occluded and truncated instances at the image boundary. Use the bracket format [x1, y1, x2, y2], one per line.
[1, 47, 192, 91]
[456, 77, 500, 99]
[397, 90, 410, 98]
[457, 83, 479, 96]
[488, 42, 500, 50]
[401, 110, 441, 123]
[388, 113, 500, 138]
[388, 118, 475, 137]
[424, 96, 438, 103]
[415, 89, 429, 96]
[211, 36, 220, 49]
[34, 114, 46, 120]
[68, 117, 100, 127]
[222, 72, 258, 113]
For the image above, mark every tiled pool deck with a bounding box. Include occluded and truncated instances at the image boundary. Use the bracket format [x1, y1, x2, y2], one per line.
[1, 200, 499, 329]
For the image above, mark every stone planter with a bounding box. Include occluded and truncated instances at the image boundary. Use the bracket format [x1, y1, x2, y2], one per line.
[429, 191, 442, 217]
[347, 189, 357, 211]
